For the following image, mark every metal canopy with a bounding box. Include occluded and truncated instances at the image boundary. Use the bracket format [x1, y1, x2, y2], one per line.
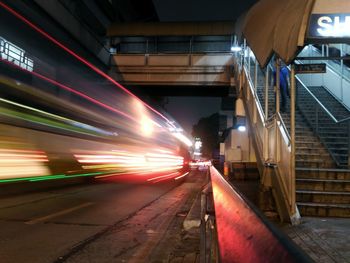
[273, 0, 315, 65]
[239, 0, 350, 67]
[242, 0, 287, 67]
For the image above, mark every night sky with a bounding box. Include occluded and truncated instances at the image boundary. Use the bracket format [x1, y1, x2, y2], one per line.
[166, 97, 222, 134]
[152, 0, 257, 22]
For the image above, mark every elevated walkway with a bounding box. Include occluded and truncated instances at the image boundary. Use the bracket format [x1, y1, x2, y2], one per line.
[110, 53, 235, 87]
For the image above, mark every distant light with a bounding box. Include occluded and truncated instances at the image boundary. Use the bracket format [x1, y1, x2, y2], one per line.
[238, 126, 246, 132]
[194, 140, 202, 150]
[109, 47, 117, 54]
[194, 152, 202, 156]
[231, 46, 242, 52]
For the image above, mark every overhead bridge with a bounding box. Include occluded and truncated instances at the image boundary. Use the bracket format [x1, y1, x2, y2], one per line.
[107, 22, 236, 96]
[110, 53, 234, 87]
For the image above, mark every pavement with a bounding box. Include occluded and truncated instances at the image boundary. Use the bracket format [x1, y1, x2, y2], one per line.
[3, 167, 347, 263]
[62, 170, 207, 263]
[280, 217, 350, 263]
[229, 178, 350, 263]
[0, 171, 205, 263]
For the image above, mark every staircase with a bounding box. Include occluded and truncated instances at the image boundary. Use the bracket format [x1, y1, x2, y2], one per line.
[298, 86, 350, 167]
[255, 79, 350, 217]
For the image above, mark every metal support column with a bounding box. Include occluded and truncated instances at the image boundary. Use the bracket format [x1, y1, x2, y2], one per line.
[275, 59, 280, 162]
[341, 44, 344, 102]
[290, 64, 296, 214]
[264, 67, 269, 160]
[253, 59, 258, 123]
[276, 59, 280, 114]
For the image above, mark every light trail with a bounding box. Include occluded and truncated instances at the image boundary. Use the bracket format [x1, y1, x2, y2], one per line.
[0, 1, 176, 128]
[0, 57, 136, 122]
[175, 172, 189, 180]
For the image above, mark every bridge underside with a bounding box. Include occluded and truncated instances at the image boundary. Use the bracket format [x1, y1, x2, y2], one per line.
[109, 53, 235, 97]
[125, 85, 231, 97]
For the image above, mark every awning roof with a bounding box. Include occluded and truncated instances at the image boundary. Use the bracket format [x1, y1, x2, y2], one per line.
[242, 0, 287, 67]
[239, 0, 350, 67]
[273, 0, 314, 65]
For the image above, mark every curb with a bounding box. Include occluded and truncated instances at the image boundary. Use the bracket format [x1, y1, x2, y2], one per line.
[183, 190, 202, 231]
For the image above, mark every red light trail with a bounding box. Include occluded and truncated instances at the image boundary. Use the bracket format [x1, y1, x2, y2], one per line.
[0, 1, 175, 128]
[0, 57, 136, 121]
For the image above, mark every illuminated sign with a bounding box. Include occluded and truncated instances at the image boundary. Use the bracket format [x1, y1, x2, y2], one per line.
[295, 63, 326, 74]
[309, 14, 350, 38]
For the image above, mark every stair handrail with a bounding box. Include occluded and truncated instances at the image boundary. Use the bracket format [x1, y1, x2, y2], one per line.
[295, 75, 338, 122]
[298, 45, 350, 112]
[296, 76, 350, 167]
[296, 75, 350, 124]
[306, 45, 350, 83]
[277, 112, 291, 144]
[244, 66, 266, 122]
[239, 53, 299, 222]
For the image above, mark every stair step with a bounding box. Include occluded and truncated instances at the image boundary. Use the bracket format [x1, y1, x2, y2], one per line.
[296, 167, 350, 180]
[296, 150, 329, 156]
[296, 178, 350, 191]
[318, 131, 348, 135]
[326, 142, 349, 146]
[296, 190, 350, 204]
[321, 136, 348, 140]
[296, 147, 329, 154]
[329, 148, 348, 153]
[295, 137, 320, 142]
[296, 153, 331, 160]
[295, 163, 335, 168]
[296, 160, 334, 168]
[297, 202, 350, 217]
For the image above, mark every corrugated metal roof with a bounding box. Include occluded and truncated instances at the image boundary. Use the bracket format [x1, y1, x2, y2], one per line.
[242, 0, 287, 67]
[238, 0, 350, 67]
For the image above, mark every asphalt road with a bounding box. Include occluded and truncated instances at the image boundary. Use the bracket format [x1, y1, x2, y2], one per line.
[0, 172, 204, 263]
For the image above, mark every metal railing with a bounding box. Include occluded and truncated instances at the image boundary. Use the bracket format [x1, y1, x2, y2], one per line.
[298, 45, 350, 110]
[207, 166, 313, 263]
[239, 57, 296, 218]
[296, 77, 350, 167]
[0, 37, 33, 72]
[200, 181, 218, 263]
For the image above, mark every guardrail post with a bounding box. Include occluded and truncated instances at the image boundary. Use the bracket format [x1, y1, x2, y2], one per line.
[200, 189, 207, 263]
[200, 182, 216, 263]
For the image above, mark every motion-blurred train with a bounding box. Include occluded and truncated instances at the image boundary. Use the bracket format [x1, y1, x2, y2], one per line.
[0, 2, 191, 184]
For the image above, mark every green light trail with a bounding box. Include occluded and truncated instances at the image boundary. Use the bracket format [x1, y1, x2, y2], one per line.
[0, 172, 106, 183]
